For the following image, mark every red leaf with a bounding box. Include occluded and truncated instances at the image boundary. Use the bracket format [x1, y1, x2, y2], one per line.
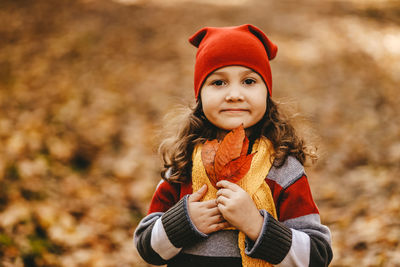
[214, 124, 245, 175]
[201, 125, 254, 188]
[219, 153, 255, 183]
[201, 139, 219, 188]
[241, 135, 250, 157]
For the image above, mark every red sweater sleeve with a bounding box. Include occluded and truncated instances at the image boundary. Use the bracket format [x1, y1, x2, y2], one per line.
[147, 179, 193, 215]
[147, 180, 181, 214]
[266, 175, 319, 222]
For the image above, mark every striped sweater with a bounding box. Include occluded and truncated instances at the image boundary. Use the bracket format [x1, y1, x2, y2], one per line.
[134, 156, 333, 266]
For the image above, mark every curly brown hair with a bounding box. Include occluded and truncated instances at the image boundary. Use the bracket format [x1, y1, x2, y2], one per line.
[159, 97, 317, 183]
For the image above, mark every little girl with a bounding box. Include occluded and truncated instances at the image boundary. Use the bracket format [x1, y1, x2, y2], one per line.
[134, 24, 332, 267]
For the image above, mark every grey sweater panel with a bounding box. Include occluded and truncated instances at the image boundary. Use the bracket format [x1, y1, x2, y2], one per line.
[268, 156, 305, 188]
[183, 230, 241, 257]
[134, 212, 167, 265]
[283, 213, 331, 246]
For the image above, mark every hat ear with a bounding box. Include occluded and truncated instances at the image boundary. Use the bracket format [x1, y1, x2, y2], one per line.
[189, 28, 208, 48]
[247, 24, 278, 60]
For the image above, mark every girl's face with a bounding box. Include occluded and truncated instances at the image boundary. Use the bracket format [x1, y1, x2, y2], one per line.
[200, 65, 268, 132]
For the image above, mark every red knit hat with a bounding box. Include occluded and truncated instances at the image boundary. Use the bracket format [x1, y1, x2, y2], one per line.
[189, 24, 277, 99]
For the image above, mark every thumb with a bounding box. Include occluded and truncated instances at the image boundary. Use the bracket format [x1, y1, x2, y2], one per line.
[189, 184, 207, 202]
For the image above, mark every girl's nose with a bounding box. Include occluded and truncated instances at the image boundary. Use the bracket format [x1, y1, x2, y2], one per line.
[225, 85, 244, 101]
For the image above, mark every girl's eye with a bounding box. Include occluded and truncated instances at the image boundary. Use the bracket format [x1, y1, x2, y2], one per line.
[211, 80, 225, 86]
[244, 78, 256, 85]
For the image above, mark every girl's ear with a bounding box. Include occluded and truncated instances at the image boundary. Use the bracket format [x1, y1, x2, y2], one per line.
[189, 28, 208, 48]
[247, 24, 278, 60]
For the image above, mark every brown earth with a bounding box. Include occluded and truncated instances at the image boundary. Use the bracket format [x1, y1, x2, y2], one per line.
[0, 0, 399, 266]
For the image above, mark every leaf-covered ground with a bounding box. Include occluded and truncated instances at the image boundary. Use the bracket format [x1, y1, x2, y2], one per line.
[0, 0, 399, 266]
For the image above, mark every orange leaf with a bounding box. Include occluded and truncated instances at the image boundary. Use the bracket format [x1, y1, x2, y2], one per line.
[214, 124, 245, 175]
[219, 153, 255, 183]
[201, 125, 254, 188]
[201, 139, 219, 188]
[241, 134, 250, 157]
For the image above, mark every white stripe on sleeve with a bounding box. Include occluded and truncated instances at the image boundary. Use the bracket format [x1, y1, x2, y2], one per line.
[278, 229, 310, 267]
[150, 217, 182, 260]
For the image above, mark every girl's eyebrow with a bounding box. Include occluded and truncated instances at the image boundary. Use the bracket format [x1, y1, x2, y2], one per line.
[211, 69, 256, 76]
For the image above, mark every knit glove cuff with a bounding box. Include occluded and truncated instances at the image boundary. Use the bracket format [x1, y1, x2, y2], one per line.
[245, 210, 292, 264]
[161, 195, 207, 248]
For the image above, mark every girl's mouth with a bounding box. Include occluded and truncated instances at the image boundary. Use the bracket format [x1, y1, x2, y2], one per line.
[221, 109, 248, 112]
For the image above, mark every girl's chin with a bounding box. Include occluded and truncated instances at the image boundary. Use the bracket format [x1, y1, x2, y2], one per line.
[220, 124, 245, 131]
[218, 122, 252, 131]
[211, 116, 261, 132]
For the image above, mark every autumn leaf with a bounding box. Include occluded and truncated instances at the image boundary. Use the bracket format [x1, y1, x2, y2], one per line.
[219, 153, 255, 183]
[202, 125, 254, 188]
[214, 124, 246, 175]
[201, 139, 219, 188]
[241, 134, 249, 157]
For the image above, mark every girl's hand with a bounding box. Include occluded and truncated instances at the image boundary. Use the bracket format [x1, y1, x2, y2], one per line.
[216, 180, 263, 241]
[188, 184, 230, 235]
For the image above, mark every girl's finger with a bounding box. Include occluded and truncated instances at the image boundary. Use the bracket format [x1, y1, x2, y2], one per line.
[202, 199, 218, 208]
[216, 180, 240, 191]
[208, 206, 222, 216]
[189, 184, 208, 202]
[210, 213, 225, 223]
[216, 188, 232, 198]
[216, 195, 229, 206]
[215, 221, 230, 231]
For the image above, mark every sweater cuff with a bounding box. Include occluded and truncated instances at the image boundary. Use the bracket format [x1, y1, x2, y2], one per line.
[161, 195, 207, 248]
[245, 210, 292, 264]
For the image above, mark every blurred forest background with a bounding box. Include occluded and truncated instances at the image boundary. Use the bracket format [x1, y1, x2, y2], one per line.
[0, 0, 399, 266]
